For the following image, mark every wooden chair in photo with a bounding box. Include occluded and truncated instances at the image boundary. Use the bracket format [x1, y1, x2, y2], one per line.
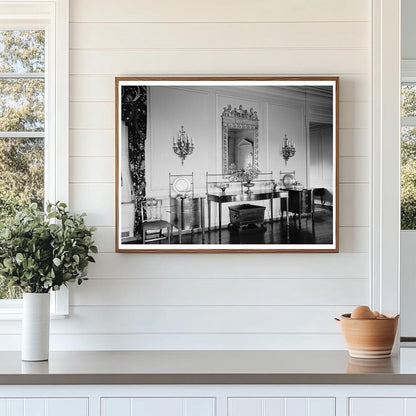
[140, 198, 171, 244]
[312, 187, 326, 207]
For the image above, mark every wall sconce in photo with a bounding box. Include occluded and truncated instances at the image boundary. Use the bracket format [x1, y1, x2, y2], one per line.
[172, 125, 194, 165]
[281, 134, 296, 165]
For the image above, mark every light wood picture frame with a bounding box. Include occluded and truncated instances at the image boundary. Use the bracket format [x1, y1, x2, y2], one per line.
[115, 77, 339, 253]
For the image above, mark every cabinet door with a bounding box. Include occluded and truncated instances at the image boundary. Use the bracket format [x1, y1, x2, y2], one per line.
[350, 398, 416, 416]
[228, 398, 335, 416]
[0, 398, 88, 416]
[350, 398, 404, 416]
[101, 398, 215, 416]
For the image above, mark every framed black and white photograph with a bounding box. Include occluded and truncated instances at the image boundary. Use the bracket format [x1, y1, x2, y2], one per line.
[115, 77, 339, 252]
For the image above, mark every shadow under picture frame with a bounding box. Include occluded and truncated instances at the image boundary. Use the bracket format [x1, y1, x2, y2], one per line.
[115, 77, 339, 253]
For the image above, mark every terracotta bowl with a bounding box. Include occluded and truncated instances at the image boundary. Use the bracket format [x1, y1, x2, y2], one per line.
[336, 313, 399, 359]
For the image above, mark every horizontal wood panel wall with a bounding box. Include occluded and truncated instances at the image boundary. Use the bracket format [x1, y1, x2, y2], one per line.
[5, 0, 373, 350]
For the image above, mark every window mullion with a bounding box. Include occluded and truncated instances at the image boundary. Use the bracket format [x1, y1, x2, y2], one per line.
[401, 116, 416, 127]
[0, 132, 44, 138]
[0, 72, 44, 79]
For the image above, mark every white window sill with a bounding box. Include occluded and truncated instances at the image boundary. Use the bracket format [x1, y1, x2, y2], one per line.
[0, 312, 67, 320]
[0, 287, 69, 319]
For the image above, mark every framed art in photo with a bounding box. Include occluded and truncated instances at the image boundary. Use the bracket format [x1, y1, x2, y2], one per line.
[115, 77, 339, 253]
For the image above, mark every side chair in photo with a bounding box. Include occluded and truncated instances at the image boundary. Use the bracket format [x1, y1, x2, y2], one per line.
[140, 198, 171, 244]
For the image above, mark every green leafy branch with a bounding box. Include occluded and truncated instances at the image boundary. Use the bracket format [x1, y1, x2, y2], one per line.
[0, 202, 96, 293]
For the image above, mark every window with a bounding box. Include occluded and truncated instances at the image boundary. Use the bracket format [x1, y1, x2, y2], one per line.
[401, 81, 416, 229]
[0, 30, 45, 299]
[0, 1, 69, 314]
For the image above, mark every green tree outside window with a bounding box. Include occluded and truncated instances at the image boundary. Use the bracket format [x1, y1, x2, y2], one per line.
[0, 30, 45, 299]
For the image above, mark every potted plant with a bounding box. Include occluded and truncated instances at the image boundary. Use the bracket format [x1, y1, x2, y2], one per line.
[0, 202, 97, 361]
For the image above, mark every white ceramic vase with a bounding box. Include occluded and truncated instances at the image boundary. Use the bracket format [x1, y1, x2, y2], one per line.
[22, 293, 50, 361]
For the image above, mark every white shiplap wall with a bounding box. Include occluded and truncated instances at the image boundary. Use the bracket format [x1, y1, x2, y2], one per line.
[56, 0, 371, 350]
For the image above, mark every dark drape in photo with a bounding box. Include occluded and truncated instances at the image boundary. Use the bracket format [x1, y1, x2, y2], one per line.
[121, 86, 147, 236]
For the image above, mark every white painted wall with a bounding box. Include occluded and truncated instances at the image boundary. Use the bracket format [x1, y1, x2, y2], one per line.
[148, 86, 213, 195]
[1, 0, 372, 350]
[310, 124, 333, 203]
[268, 103, 306, 186]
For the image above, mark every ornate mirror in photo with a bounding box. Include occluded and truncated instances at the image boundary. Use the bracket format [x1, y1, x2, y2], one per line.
[115, 77, 339, 252]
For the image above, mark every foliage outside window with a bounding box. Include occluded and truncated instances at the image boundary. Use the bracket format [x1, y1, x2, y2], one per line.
[401, 125, 416, 229]
[0, 30, 45, 299]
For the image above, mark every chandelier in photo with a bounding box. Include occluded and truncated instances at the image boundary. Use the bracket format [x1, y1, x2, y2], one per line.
[281, 134, 296, 165]
[172, 125, 194, 165]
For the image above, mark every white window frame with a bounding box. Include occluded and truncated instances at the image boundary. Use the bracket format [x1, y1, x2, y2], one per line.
[371, 0, 401, 338]
[0, 0, 69, 317]
[400, 60, 416, 340]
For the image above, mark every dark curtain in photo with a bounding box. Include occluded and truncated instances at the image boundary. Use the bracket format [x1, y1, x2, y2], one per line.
[121, 86, 147, 236]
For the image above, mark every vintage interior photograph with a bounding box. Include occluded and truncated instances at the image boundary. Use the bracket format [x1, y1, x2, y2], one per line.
[116, 78, 338, 252]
